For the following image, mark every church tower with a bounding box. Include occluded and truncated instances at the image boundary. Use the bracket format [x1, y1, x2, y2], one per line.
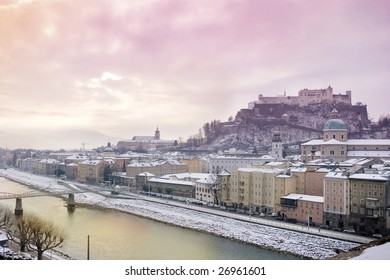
[271, 131, 283, 161]
[154, 127, 160, 140]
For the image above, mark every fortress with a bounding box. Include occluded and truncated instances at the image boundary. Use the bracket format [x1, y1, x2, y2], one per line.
[248, 85, 352, 109]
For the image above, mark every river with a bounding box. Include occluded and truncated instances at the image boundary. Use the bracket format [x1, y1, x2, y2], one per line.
[0, 177, 298, 260]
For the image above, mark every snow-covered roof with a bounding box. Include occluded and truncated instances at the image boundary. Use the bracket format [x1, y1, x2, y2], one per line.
[276, 174, 292, 178]
[196, 176, 216, 185]
[161, 173, 210, 181]
[260, 155, 276, 160]
[148, 177, 195, 186]
[237, 167, 284, 174]
[324, 171, 349, 179]
[290, 167, 307, 173]
[0, 230, 8, 242]
[347, 139, 390, 145]
[137, 172, 155, 177]
[349, 173, 389, 181]
[321, 139, 346, 145]
[218, 169, 231, 176]
[301, 139, 325, 146]
[39, 159, 61, 164]
[80, 160, 102, 165]
[282, 193, 324, 203]
[347, 151, 390, 158]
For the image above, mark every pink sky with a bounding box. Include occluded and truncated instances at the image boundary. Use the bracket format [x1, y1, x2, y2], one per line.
[0, 0, 389, 149]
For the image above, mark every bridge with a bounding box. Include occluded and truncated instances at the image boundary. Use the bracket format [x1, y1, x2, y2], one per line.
[0, 189, 85, 215]
[0, 189, 83, 200]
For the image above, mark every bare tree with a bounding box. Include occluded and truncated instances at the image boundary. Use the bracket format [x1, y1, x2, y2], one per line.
[28, 215, 66, 260]
[0, 207, 13, 230]
[7, 214, 34, 252]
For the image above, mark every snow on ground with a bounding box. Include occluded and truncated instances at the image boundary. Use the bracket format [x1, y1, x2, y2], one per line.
[350, 242, 390, 260]
[0, 168, 361, 260]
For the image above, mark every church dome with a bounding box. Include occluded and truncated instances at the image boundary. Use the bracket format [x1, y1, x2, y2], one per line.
[323, 119, 348, 131]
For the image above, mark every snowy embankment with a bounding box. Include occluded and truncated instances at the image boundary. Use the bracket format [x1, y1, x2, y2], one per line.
[0, 169, 360, 260]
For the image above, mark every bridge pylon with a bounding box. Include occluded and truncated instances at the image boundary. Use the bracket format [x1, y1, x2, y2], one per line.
[15, 197, 23, 216]
[67, 193, 76, 212]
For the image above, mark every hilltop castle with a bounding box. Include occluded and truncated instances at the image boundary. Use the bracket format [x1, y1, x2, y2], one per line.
[248, 85, 352, 109]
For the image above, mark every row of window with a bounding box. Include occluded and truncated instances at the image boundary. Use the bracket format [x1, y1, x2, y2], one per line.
[351, 207, 383, 216]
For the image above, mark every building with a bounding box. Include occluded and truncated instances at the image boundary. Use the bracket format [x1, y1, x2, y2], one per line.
[305, 167, 332, 196]
[117, 127, 176, 152]
[248, 85, 352, 109]
[348, 172, 390, 235]
[76, 159, 112, 184]
[323, 171, 351, 229]
[19, 158, 38, 172]
[301, 109, 390, 162]
[279, 193, 324, 225]
[271, 131, 284, 161]
[229, 167, 284, 213]
[209, 155, 275, 174]
[146, 177, 195, 198]
[195, 174, 217, 203]
[36, 159, 64, 176]
[64, 163, 78, 180]
[126, 160, 188, 178]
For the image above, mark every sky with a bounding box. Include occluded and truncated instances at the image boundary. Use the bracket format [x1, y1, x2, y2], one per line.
[0, 0, 389, 150]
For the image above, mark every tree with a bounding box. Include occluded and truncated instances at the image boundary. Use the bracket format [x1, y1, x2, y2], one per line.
[28, 214, 66, 260]
[7, 214, 34, 253]
[103, 165, 112, 182]
[13, 152, 18, 167]
[165, 188, 173, 195]
[0, 207, 12, 230]
[5, 212, 66, 259]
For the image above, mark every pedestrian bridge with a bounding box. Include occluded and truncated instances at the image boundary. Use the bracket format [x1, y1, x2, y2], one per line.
[0, 189, 85, 200]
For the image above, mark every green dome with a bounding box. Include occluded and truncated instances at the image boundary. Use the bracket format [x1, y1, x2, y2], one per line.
[323, 119, 348, 130]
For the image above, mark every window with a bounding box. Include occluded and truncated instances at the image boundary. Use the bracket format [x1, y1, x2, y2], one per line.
[360, 208, 365, 214]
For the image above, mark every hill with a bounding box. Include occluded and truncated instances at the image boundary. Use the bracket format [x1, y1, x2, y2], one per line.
[185, 102, 389, 154]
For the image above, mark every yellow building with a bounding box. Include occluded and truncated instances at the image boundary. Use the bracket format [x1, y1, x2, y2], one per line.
[76, 159, 109, 184]
[229, 167, 284, 213]
[274, 174, 298, 214]
[126, 160, 188, 178]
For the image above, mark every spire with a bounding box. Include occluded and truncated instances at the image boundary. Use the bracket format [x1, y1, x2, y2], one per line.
[154, 126, 160, 140]
[330, 107, 339, 119]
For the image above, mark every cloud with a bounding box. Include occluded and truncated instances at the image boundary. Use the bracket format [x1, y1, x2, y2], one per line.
[0, 0, 389, 148]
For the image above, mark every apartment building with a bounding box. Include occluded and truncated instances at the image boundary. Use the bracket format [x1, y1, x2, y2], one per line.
[146, 177, 195, 198]
[279, 193, 324, 225]
[209, 155, 275, 174]
[36, 159, 64, 176]
[274, 174, 299, 214]
[195, 175, 217, 203]
[229, 167, 284, 213]
[323, 171, 350, 229]
[349, 172, 390, 235]
[126, 160, 188, 178]
[76, 159, 113, 184]
[20, 158, 38, 172]
[305, 167, 331, 196]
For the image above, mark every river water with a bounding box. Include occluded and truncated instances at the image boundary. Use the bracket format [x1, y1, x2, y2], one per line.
[0, 177, 298, 260]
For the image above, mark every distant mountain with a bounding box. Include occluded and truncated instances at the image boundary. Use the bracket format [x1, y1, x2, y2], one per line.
[188, 102, 389, 153]
[0, 129, 118, 150]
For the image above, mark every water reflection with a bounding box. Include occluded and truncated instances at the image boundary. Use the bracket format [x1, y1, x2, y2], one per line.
[0, 178, 298, 260]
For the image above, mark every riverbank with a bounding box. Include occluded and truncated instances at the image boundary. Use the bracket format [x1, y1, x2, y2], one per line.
[0, 168, 362, 260]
